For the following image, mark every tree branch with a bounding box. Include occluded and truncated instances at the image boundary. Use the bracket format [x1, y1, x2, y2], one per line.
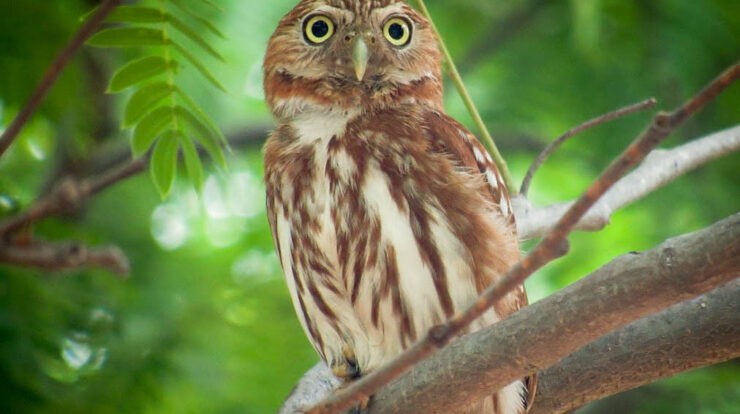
[519, 98, 658, 196]
[0, 158, 147, 239]
[305, 61, 739, 414]
[0, 240, 130, 276]
[282, 214, 740, 413]
[530, 279, 740, 414]
[514, 124, 740, 239]
[0, 0, 122, 157]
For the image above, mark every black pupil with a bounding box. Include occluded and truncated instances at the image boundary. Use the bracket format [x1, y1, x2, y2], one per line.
[311, 20, 329, 39]
[389, 23, 405, 40]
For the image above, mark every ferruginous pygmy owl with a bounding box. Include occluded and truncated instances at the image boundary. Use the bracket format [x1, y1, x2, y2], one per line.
[263, 1, 534, 412]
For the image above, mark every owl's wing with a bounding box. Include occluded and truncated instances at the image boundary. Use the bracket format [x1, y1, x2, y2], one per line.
[423, 110, 538, 412]
[423, 111, 514, 222]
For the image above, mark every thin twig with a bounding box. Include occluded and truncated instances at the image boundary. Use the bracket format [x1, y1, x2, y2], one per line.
[0, 0, 122, 157]
[306, 63, 740, 414]
[515, 125, 740, 239]
[520, 98, 658, 196]
[0, 241, 130, 276]
[413, 0, 516, 193]
[0, 158, 146, 239]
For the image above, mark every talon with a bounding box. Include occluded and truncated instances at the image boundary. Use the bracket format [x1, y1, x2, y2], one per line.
[331, 345, 361, 380]
[331, 357, 361, 380]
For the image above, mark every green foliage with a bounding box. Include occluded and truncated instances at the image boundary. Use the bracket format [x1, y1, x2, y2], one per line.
[0, 1, 738, 414]
[87, 1, 227, 197]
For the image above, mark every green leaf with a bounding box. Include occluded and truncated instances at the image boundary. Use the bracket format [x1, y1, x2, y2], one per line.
[175, 87, 228, 145]
[150, 131, 179, 198]
[88, 28, 167, 48]
[197, 0, 223, 11]
[180, 135, 204, 190]
[107, 6, 164, 24]
[132, 106, 174, 156]
[167, 15, 225, 62]
[175, 105, 226, 167]
[169, 0, 225, 39]
[172, 42, 226, 92]
[108, 56, 172, 93]
[124, 82, 173, 127]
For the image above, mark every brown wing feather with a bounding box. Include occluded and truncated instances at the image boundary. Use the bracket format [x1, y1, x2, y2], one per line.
[423, 109, 538, 412]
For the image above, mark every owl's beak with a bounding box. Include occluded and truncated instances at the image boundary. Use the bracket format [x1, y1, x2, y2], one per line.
[352, 37, 369, 81]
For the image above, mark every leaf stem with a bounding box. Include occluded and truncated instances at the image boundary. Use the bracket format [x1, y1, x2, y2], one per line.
[413, 0, 516, 193]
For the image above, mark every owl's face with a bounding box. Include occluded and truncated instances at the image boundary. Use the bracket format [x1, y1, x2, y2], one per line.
[264, 0, 443, 119]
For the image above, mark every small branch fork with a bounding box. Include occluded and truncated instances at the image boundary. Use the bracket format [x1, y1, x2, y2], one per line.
[515, 124, 740, 239]
[520, 98, 658, 196]
[0, 0, 122, 157]
[305, 63, 740, 414]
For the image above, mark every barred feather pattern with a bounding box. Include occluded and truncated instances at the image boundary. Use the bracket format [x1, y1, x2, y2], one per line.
[263, 1, 533, 412]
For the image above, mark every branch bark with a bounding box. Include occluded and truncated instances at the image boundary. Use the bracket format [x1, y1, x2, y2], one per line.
[0, 241, 130, 276]
[514, 124, 740, 239]
[530, 278, 740, 414]
[282, 213, 740, 413]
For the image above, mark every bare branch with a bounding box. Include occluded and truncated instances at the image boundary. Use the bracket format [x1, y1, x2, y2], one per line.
[515, 124, 740, 239]
[520, 98, 658, 196]
[305, 61, 739, 414]
[366, 213, 739, 413]
[531, 279, 740, 414]
[0, 158, 146, 239]
[0, 240, 130, 276]
[0, 0, 122, 157]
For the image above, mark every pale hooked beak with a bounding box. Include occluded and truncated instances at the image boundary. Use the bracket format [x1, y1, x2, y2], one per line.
[352, 37, 369, 81]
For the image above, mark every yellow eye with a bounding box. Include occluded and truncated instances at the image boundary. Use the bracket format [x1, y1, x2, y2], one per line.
[304, 15, 335, 44]
[383, 17, 412, 47]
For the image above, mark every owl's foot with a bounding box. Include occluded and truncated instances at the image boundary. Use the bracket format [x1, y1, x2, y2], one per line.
[331, 345, 362, 381]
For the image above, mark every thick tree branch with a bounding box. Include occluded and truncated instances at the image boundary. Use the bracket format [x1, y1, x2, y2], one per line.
[514, 124, 740, 239]
[282, 214, 740, 413]
[305, 61, 739, 414]
[531, 279, 740, 414]
[0, 0, 122, 157]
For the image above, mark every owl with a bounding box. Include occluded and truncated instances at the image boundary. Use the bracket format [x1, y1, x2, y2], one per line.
[263, 1, 533, 412]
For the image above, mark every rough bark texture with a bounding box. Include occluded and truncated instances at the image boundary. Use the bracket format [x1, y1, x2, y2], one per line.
[531, 279, 740, 414]
[281, 214, 740, 413]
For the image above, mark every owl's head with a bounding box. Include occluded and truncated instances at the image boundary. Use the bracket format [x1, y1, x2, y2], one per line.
[263, 0, 443, 120]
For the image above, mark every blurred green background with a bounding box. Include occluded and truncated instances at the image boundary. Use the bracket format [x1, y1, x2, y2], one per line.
[0, 0, 738, 413]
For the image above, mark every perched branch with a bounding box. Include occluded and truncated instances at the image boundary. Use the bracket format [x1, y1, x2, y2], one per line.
[531, 279, 740, 414]
[0, 0, 122, 157]
[520, 98, 658, 196]
[283, 272, 740, 413]
[0, 240, 130, 276]
[514, 124, 740, 239]
[366, 214, 739, 413]
[305, 63, 740, 414]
